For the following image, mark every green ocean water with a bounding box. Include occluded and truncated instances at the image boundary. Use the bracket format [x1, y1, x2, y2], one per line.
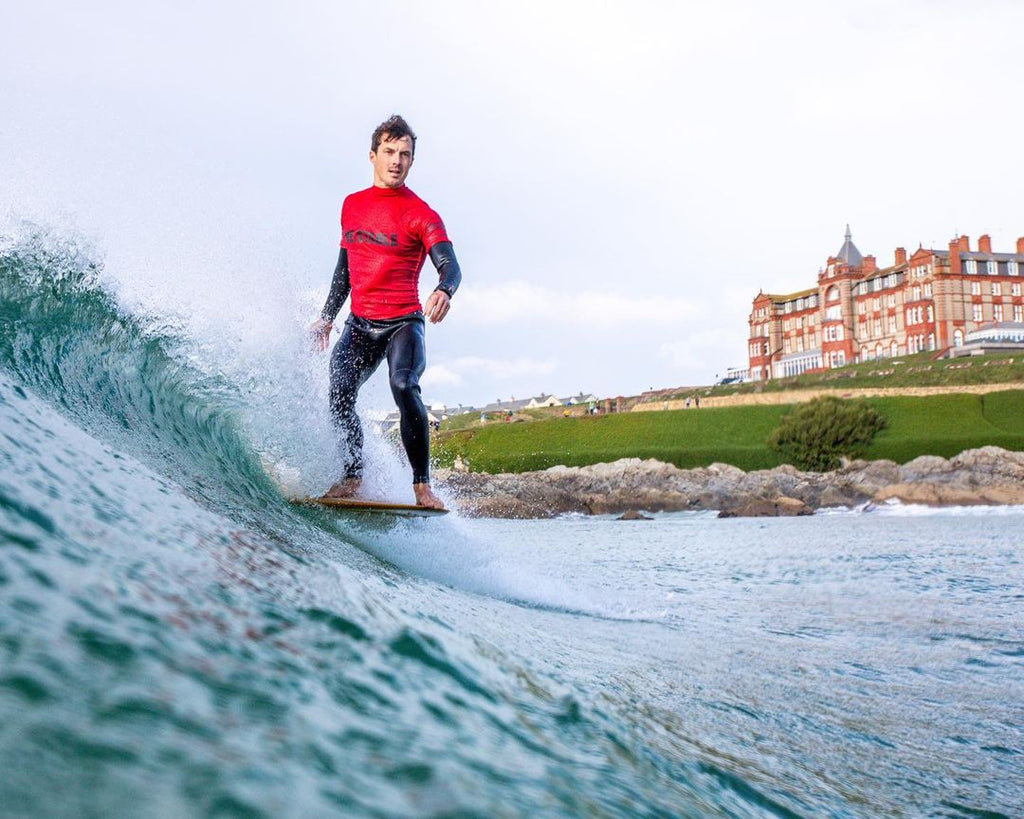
[1, 230, 1021, 817]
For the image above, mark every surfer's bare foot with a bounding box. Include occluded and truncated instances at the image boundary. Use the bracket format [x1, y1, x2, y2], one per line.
[324, 478, 361, 499]
[413, 483, 445, 510]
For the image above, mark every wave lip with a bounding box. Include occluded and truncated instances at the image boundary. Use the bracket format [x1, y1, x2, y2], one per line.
[0, 226, 282, 514]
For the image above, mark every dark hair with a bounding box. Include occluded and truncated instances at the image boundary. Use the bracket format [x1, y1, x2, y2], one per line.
[371, 115, 416, 156]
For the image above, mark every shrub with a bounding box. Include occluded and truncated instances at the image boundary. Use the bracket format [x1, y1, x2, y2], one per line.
[768, 396, 887, 471]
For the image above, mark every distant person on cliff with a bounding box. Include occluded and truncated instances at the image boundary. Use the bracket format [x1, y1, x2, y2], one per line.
[309, 114, 462, 510]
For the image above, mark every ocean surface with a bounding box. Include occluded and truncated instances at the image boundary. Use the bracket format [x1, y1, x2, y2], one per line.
[1, 229, 1022, 817]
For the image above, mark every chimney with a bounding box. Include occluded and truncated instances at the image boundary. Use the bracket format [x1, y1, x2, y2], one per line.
[949, 239, 962, 276]
[958, 235, 970, 252]
[1017, 236, 1024, 255]
[894, 247, 907, 266]
[978, 234, 992, 254]
[863, 255, 876, 273]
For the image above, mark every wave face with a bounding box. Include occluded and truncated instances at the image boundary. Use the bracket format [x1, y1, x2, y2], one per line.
[0, 230, 727, 817]
[1, 229, 1021, 818]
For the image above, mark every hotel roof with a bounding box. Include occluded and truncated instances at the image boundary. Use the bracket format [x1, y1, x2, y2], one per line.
[836, 225, 863, 266]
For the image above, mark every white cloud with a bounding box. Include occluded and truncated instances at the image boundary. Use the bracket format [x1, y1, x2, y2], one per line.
[420, 364, 463, 388]
[659, 325, 745, 377]
[425, 355, 556, 382]
[456, 281, 697, 325]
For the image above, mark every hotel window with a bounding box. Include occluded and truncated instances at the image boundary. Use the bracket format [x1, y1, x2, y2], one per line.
[965, 260, 976, 275]
[988, 260, 997, 275]
[927, 305, 934, 323]
[924, 283, 932, 298]
[1010, 261, 1019, 276]
[1013, 283, 1022, 297]
[912, 286, 921, 301]
[928, 333, 935, 350]
[1015, 305, 1023, 322]
[888, 315, 897, 333]
[992, 282, 1002, 297]
[994, 304, 1003, 322]
[784, 338, 791, 353]
[891, 340, 899, 357]
[872, 297, 880, 311]
[973, 303, 983, 322]
[797, 336, 804, 352]
[873, 318, 882, 336]
[971, 281, 981, 295]
[887, 293, 896, 308]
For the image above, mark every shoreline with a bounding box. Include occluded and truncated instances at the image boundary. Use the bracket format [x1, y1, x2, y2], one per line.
[437, 446, 1024, 519]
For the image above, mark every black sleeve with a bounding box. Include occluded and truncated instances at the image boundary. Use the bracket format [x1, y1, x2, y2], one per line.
[320, 248, 350, 322]
[428, 241, 462, 299]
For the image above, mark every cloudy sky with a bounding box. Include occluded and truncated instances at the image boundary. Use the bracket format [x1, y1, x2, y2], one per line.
[3, 0, 1023, 407]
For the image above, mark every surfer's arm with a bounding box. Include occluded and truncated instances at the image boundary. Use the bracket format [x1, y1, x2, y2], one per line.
[424, 241, 461, 324]
[310, 248, 350, 351]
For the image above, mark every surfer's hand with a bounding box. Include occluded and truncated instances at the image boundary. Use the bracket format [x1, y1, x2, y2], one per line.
[309, 318, 333, 351]
[425, 290, 450, 324]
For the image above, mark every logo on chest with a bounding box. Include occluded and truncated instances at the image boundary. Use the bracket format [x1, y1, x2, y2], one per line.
[345, 229, 399, 247]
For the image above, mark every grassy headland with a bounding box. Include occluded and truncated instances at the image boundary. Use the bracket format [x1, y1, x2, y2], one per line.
[434, 356, 1024, 473]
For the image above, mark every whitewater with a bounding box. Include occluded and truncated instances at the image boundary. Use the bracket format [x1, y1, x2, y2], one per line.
[1, 227, 1021, 817]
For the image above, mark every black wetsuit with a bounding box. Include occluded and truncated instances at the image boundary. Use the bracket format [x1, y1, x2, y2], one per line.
[320, 242, 461, 484]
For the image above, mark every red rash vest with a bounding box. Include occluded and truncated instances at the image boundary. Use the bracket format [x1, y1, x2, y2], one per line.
[340, 185, 450, 320]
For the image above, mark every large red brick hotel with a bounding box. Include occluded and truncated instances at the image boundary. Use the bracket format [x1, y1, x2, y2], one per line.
[747, 228, 1024, 380]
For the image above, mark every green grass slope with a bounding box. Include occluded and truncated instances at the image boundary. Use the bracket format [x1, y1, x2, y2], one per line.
[863, 390, 1024, 463]
[434, 390, 1024, 473]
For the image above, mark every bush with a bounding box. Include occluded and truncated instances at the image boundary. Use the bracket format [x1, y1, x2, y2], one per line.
[768, 396, 887, 471]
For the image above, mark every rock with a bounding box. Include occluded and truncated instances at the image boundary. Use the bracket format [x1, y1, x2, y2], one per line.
[617, 510, 653, 520]
[818, 483, 872, 508]
[951, 446, 1024, 484]
[873, 482, 1024, 506]
[435, 447, 1024, 519]
[842, 458, 901, 490]
[717, 495, 813, 518]
[898, 455, 953, 483]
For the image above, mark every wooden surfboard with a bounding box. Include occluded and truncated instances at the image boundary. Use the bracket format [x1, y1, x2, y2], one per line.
[291, 496, 449, 517]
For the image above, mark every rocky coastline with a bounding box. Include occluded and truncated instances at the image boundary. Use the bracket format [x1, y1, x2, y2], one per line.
[436, 446, 1024, 518]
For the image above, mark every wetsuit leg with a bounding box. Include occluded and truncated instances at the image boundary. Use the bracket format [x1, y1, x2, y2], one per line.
[385, 318, 430, 484]
[329, 317, 387, 479]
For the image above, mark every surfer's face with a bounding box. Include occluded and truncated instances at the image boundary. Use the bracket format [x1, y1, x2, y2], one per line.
[370, 135, 414, 189]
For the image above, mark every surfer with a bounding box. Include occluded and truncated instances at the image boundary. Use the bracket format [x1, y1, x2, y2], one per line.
[309, 115, 461, 510]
